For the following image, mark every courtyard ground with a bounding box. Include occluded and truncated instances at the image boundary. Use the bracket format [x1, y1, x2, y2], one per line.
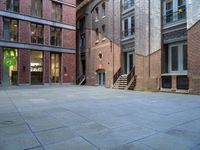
[0, 85, 200, 150]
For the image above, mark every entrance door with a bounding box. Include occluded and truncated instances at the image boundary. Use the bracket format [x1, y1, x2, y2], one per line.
[3, 48, 18, 86]
[97, 70, 105, 86]
[126, 52, 134, 74]
[51, 53, 60, 83]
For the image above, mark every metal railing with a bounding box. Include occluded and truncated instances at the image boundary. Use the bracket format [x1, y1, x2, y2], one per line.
[122, 28, 135, 39]
[76, 74, 86, 85]
[163, 9, 186, 25]
[122, 0, 134, 11]
[113, 67, 122, 84]
[127, 67, 135, 85]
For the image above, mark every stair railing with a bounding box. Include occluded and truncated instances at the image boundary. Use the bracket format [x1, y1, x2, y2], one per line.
[127, 67, 135, 85]
[76, 74, 86, 85]
[113, 67, 122, 84]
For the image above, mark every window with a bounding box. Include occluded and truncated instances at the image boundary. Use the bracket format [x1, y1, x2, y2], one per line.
[31, 23, 44, 44]
[102, 3, 105, 17]
[178, 0, 186, 19]
[50, 27, 61, 46]
[168, 43, 187, 73]
[95, 7, 99, 21]
[6, 0, 19, 12]
[3, 18, 18, 41]
[31, 0, 42, 17]
[52, 2, 62, 22]
[165, 0, 173, 23]
[131, 16, 135, 35]
[102, 25, 105, 40]
[95, 28, 99, 42]
[124, 19, 128, 37]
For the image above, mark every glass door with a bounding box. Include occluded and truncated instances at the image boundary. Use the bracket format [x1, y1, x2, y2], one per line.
[97, 70, 105, 86]
[51, 53, 60, 83]
[3, 48, 18, 86]
[126, 52, 134, 74]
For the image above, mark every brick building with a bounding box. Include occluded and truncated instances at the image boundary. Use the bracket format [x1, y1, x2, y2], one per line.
[0, 0, 76, 86]
[76, 0, 121, 87]
[77, 0, 200, 94]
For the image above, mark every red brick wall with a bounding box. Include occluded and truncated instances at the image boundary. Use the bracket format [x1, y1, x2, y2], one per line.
[62, 5, 76, 26]
[64, 0, 76, 5]
[188, 20, 200, 94]
[63, 29, 76, 49]
[62, 53, 76, 83]
[44, 51, 50, 83]
[135, 50, 161, 91]
[19, 21, 30, 43]
[20, 0, 31, 16]
[19, 49, 30, 84]
[0, 49, 2, 85]
[44, 26, 50, 45]
[43, 0, 52, 20]
[0, 0, 6, 10]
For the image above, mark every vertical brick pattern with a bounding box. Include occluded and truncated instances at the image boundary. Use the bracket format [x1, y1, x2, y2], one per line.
[188, 20, 200, 94]
[62, 5, 76, 26]
[44, 51, 50, 83]
[43, 0, 52, 20]
[44, 26, 50, 45]
[20, 0, 31, 16]
[0, 0, 6, 10]
[19, 49, 30, 84]
[63, 29, 76, 49]
[19, 21, 30, 43]
[62, 53, 76, 83]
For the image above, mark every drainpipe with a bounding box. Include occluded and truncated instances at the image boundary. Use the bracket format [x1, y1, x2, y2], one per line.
[112, 0, 115, 86]
[148, 0, 151, 78]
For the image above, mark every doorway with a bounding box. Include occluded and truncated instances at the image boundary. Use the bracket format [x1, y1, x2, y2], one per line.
[51, 53, 60, 83]
[125, 52, 134, 74]
[97, 70, 105, 86]
[3, 48, 18, 86]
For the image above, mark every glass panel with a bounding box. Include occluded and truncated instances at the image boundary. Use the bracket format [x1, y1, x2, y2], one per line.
[3, 18, 10, 40]
[183, 45, 187, 70]
[171, 46, 178, 71]
[51, 53, 60, 83]
[3, 18, 18, 41]
[131, 16, 134, 35]
[31, 51, 43, 84]
[31, 0, 42, 17]
[129, 54, 133, 72]
[3, 48, 18, 85]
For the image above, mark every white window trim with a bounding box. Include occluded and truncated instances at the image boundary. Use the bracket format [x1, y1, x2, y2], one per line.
[168, 42, 187, 74]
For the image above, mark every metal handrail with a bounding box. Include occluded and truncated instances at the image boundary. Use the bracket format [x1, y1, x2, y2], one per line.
[113, 67, 122, 84]
[122, 1, 134, 11]
[127, 67, 135, 85]
[163, 8, 186, 25]
[122, 28, 135, 39]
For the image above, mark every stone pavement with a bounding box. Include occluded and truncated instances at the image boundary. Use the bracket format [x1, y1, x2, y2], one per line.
[0, 85, 200, 150]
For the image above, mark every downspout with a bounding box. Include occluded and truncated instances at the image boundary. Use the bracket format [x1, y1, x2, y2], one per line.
[112, 0, 115, 86]
[148, 0, 151, 78]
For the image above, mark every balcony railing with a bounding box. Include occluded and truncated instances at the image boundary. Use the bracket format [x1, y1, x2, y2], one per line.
[122, 28, 135, 39]
[163, 9, 186, 25]
[122, 0, 134, 11]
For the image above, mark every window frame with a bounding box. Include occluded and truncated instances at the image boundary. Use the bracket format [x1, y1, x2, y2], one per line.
[52, 2, 62, 22]
[31, 23, 44, 44]
[6, 0, 20, 12]
[168, 42, 187, 73]
[3, 17, 18, 42]
[50, 27, 62, 47]
[31, 0, 42, 18]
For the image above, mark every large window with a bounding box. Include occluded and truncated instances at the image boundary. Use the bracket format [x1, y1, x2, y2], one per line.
[31, 51, 43, 85]
[31, 23, 44, 44]
[122, 16, 134, 38]
[163, 0, 186, 24]
[31, 0, 42, 17]
[50, 27, 61, 46]
[168, 43, 187, 73]
[6, 0, 19, 12]
[52, 2, 62, 22]
[3, 18, 18, 41]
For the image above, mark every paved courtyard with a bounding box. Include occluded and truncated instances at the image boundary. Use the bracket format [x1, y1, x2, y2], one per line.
[0, 85, 200, 150]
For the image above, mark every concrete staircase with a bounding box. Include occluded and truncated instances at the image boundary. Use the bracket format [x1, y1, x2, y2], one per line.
[113, 75, 128, 89]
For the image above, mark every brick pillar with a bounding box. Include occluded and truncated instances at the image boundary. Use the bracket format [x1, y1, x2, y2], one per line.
[44, 26, 50, 45]
[171, 76, 176, 91]
[19, 49, 30, 84]
[62, 53, 76, 83]
[0, 16, 3, 40]
[44, 51, 50, 83]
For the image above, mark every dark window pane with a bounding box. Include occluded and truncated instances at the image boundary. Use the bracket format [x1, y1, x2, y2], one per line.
[3, 18, 18, 41]
[31, 23, 44, 44]
[31, 0, 42, 17]
[162, 76, 172, 89]
[7, 0, 19, 12]
[183, 45, 187, 70]
[50, 27, 61, 46]
[171, 46, 178, 71]
[52, 2, 62, 22]
[177, 76, 189, 90]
